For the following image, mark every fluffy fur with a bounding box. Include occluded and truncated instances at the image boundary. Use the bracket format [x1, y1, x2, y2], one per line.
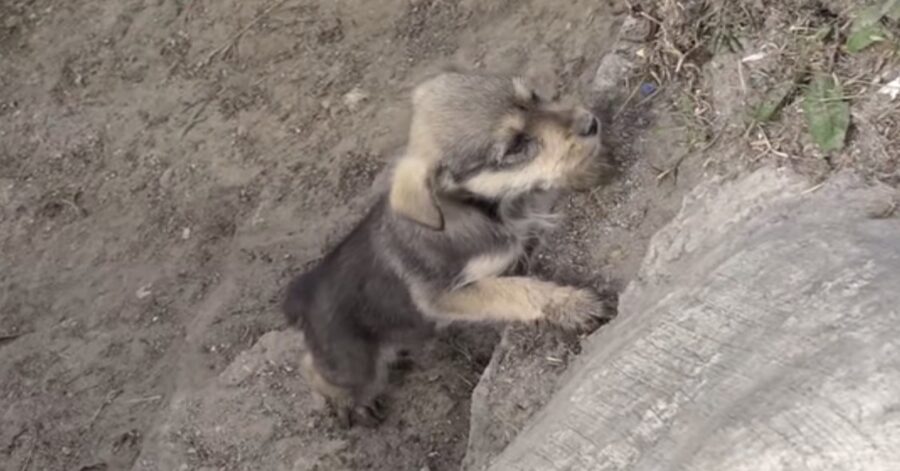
[283, 70, 610, 427]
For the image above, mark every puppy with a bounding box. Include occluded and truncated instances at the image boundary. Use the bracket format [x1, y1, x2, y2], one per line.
[284, 70, 609, 427]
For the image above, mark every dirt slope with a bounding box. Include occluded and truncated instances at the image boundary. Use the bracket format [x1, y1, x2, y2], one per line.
[1, 1, 634, 470]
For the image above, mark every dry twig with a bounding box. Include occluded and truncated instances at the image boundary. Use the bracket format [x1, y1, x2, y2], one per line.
[199, 0, 290, 67]
[657, 125, 724, 184]
[88, 389, 123, 429]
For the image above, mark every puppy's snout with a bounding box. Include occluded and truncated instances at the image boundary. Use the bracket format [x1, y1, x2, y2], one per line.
[573, 111, 600, 137]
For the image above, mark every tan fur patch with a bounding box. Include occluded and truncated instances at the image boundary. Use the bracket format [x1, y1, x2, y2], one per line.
[302, 352, 350, 402]
[497, 113, 526, 137]
[463, 126, 575, 196]
[389, 157, 443, 229]
[426, 276, 602, 329]
[453, 247, 522, 289]
[511, 77, 534, 103]
[436, 277, 552, 322]
[464, 110, 602, 198]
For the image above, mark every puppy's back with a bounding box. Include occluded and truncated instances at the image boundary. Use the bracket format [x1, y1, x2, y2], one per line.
[283, 199, 431, 353]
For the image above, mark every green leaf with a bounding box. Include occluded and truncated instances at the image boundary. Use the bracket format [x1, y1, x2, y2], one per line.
[847, 23, 888, 52]
[803, 76, 850, 152]
[845, 3, 895, 53]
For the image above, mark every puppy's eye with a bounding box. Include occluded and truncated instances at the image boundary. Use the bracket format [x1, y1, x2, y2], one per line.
[530, 90, 541, 103]
[505, 133, 529, 156]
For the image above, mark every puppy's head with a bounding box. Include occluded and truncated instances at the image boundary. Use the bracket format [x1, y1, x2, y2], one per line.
[390, 71, 603, 230]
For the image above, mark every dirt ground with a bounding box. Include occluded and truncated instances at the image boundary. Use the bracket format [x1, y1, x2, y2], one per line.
[1, 0, 897, 470]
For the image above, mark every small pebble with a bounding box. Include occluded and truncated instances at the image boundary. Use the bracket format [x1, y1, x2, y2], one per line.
[135, 284, 153, 299]
[866, 199, 897, 219]
[343, 87, 369, 111]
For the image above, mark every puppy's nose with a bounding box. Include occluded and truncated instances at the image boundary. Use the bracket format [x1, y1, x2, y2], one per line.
[574, 111, 600, 137]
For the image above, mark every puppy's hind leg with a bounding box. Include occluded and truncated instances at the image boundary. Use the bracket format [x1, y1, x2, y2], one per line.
[348, 352, 391, 428]
[301, 345, 389, 428]
[301, 352, 351, 424]
[432, 277, 611, 330]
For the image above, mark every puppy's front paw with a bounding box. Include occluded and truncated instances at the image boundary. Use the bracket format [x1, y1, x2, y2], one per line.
[545, 287, 611, 331]
[353, 400, 386, 428]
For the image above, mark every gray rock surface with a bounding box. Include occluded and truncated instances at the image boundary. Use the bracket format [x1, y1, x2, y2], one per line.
[484, 167, 900, 470]
[462, 326, 585, 471]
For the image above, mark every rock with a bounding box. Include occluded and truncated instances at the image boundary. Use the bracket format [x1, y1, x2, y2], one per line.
[618, 15, 652, 43]
[484, 167, 900, 470]
[462, 327, 578, 471]
[592, 52, 635, 97]
[592, 16, 647, 105]
[135, 284, 153, 300]
[133, 329, 312, 470]
[342, 87, 369, 112]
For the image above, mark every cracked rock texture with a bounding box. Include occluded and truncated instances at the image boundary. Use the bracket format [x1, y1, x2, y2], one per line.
[476, 167, 900, 470]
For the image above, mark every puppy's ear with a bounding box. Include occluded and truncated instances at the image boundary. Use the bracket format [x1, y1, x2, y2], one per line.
[512, 77, 538, 104]
[389, 157, 444, 230]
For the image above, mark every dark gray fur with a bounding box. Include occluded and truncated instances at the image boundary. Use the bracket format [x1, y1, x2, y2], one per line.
[283, 70, 605, 427]
[282, 192, 542, 424]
